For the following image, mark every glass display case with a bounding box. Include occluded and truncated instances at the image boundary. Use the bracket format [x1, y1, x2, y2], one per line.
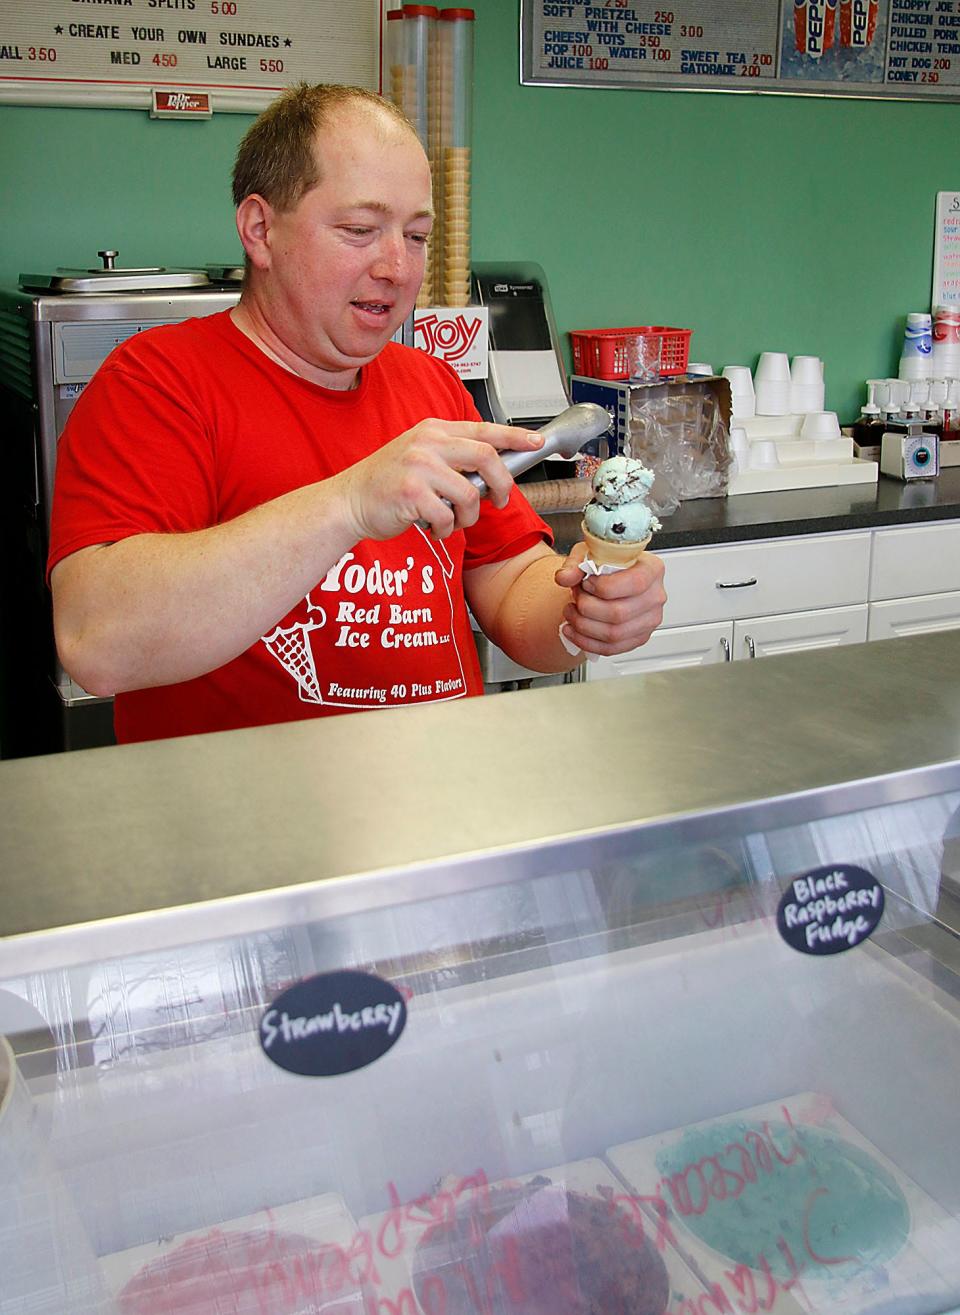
[2, 631, 960, 1315]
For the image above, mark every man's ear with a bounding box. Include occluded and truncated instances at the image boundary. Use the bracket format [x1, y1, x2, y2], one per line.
[235, 194, 274, 271]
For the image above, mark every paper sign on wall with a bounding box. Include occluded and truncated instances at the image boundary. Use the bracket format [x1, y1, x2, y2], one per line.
[933, 192, 960, 310]
[414, 307, 489, 380]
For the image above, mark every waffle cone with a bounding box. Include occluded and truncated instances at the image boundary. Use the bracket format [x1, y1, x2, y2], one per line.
[580, 521, 651, 569]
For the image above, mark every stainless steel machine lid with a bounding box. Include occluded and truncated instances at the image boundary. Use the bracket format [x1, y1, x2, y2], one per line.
[205, 263, 245, 284]
[19, 248, 212, 294]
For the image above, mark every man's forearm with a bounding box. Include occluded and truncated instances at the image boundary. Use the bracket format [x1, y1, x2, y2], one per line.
[482, 551, 583, 675]
[52, 479, 359, 696]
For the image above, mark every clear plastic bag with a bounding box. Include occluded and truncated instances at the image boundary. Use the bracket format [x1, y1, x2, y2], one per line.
[627, 385, 731, 515]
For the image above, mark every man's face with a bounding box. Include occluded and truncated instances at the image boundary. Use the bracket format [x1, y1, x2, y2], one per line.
[256, 106, 433, 386]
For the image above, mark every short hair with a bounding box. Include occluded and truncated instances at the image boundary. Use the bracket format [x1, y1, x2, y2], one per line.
[232, 82, 417, 212]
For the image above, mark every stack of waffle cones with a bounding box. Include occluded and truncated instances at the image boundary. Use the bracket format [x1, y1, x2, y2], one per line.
[580, 522, 652, 570]
[443, 145, 471, 307]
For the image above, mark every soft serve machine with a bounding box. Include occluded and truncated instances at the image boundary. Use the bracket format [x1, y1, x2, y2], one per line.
[0, 254, 243, 756]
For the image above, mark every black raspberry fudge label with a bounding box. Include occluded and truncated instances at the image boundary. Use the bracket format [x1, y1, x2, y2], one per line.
[259, 970, 407, 1076]
[776, 863, 885, 955]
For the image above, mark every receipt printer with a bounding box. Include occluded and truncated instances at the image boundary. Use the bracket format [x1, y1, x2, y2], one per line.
[465, 263, 570, 427]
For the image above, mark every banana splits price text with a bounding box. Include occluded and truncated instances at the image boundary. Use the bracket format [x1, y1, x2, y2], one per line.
[0, 0, 379, 101]
[524, 0, 960, 99]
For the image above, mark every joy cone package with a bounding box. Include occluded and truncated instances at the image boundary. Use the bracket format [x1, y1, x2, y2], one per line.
[580, 455, 661, 573]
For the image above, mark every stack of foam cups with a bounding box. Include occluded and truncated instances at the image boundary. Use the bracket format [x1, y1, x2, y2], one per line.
[899, 312, 933, 381]
[933, 304, 960, 380]
[789, 355, 825, 413]
[721, 365, 755, 419]
[439, 9, 474, 308]
[754, 352, 791, 415]
[400, 5, 438, 308]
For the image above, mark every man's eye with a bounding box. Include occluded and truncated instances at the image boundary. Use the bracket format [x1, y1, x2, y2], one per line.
[408, 232, 430, 245]
[343, 226, 373, 237]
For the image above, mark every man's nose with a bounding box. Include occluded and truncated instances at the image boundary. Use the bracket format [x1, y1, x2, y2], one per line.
[370, 233, 409, 282]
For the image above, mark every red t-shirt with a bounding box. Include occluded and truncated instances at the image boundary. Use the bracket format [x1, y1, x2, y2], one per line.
[48, 312, 550, 742]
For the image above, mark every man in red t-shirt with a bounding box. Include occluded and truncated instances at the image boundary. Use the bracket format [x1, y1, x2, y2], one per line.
[48, 83, 665, 743]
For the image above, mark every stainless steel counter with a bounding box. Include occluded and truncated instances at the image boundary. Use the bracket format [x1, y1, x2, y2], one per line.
[2, 631, 960, 973]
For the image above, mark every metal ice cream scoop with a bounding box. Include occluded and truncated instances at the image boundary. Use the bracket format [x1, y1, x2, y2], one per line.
[417, 401, 612, 528]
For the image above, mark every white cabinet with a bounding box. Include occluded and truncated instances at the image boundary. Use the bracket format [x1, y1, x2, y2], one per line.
[589, 620, 732, 678]
[590, 605, 870, 680]
[586, 531, 872, 681]
[868, 591, 960, 640]
[868, 521, 960, 641]
[869, 521, 960, 601]
[657, 532, 871, 629]
[731, 604, 869, 658]
[586, 518, 960, 682]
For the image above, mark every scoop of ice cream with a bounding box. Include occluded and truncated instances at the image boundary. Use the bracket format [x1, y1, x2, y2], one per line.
[583, 455, 661, 543]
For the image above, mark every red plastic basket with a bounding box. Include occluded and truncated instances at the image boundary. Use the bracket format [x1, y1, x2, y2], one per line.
[569, 326, 693, 381]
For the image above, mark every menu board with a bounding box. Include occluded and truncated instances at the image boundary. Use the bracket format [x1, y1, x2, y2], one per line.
[0, 0, 380, 111]
[522, 0, 960, 100]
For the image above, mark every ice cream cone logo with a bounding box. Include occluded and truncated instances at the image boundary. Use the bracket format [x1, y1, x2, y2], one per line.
[262, 593, 326, 704]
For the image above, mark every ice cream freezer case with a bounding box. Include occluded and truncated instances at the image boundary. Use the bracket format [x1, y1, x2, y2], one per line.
[3, 631, 960, 1315]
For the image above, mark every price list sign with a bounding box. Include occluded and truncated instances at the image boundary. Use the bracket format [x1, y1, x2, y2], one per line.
[522, 0, 960, 101]
[0, 0, 380, 111]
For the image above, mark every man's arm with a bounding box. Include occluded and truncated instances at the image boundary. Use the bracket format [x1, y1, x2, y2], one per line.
[52, 419, 543, 696]
[465, 540, 667, 674]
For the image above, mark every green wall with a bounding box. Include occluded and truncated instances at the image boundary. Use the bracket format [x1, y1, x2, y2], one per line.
[2, 0, 958, 421]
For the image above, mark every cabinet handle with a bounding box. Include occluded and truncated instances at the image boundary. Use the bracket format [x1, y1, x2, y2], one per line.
[745, 635, 757, 659]
[716, 578, 758, 590]
[719, 636, 731, 662]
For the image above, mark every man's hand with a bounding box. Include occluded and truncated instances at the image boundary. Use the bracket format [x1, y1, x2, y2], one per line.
[336, 419, 544, 542]
[553, 544, 667, 656]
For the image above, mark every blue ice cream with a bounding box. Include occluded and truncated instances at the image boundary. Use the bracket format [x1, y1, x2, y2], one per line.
[582, 455, 661, 544]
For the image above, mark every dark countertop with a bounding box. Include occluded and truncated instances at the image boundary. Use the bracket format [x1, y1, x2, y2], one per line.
[545, 466, 960, 553]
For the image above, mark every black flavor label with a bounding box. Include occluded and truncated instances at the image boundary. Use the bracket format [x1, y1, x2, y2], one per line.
[259, 971, 407, 1077]
[777, 864, 885, 955]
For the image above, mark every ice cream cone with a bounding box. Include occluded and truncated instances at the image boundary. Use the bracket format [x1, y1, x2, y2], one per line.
[580, 521, 651, 570]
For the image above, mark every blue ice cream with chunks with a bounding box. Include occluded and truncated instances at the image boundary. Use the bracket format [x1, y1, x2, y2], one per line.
[583, 455, 661, 543]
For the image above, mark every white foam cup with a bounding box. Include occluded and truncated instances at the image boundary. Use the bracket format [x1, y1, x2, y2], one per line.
[722, 365, 754, 390]
[731, 393, 756, 419]
[899, 354, 930, 382]
[755, 352, 791, 383]
[754, 379, 791, 416]
[728, 426, 749, 469]
[801, 411, 842, 440]
[790, 355, 823, 384]
[791, 384, 825, 414]
[722, 366, 756, 418]
[750, 439, 780, 468]
[932, 343, 960, 377]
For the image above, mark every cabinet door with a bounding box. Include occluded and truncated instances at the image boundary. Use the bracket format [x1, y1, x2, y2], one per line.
[870, 520, 960, 601]
[731, 604, 869, 660]
[868, 591, 960, 641]
[659, 532, 871, 628]
[585, 621, 733, 680]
